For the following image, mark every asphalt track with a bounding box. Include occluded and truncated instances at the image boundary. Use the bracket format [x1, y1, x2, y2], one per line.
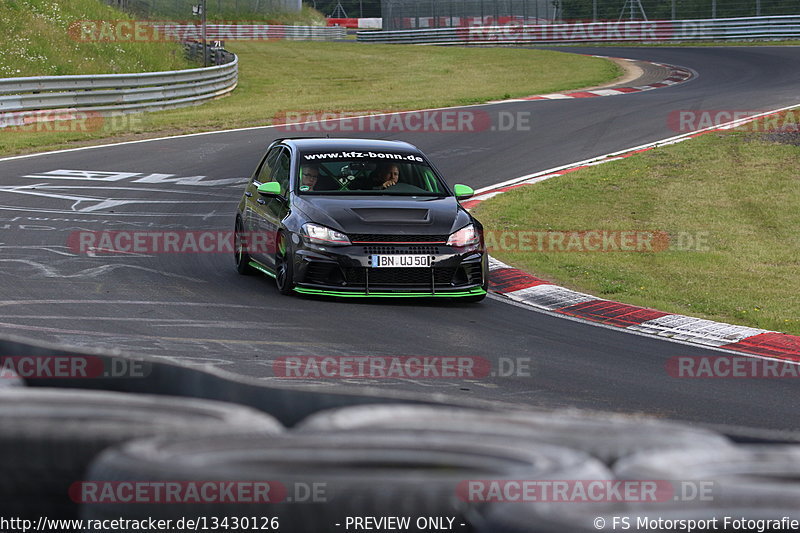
[1, 46, 798, 430]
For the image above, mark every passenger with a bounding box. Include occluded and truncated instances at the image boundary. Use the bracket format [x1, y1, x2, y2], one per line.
[299, 164, 320, 190]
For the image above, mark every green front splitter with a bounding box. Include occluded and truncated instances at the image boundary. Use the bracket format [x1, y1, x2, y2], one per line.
[250, 260, 485, 298]
[293, 287, 487, 298]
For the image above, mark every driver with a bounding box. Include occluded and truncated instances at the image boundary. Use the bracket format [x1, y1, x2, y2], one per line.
[372, 163, 400, 189]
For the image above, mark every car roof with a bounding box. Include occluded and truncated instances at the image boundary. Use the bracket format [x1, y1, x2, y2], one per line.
[279, 138, 421, 154]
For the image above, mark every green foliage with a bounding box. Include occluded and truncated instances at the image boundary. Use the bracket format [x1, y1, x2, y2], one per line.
[0, 0, 190, 77]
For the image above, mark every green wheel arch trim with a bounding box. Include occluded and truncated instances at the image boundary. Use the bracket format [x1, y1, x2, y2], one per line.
[293, 287, 487, 298]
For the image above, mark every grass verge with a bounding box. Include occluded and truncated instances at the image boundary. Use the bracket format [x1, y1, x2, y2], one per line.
[0, 0, 190, 77]
[472, 114, 800, 334]
[0, 40, 620, 155]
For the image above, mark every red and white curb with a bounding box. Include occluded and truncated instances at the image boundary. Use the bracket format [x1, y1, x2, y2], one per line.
[475, 104, 800, 362]
[494, 59, 693, 103]
[487, 258, 800, 361]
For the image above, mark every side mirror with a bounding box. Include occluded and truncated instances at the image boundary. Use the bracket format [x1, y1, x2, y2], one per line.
[453, 184, 475, 200]
[257, 182, 282, 197]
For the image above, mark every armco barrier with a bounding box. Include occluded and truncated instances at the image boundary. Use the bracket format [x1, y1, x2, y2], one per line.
[0, 22, 346, 128]
[0, 54, 237, 127]
[357, 14, 800, 43]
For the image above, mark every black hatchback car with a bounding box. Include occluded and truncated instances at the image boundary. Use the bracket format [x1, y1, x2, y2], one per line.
[234, 138, 487, 301]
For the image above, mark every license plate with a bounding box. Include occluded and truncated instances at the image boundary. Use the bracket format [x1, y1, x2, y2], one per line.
[371, 255, 432, 268]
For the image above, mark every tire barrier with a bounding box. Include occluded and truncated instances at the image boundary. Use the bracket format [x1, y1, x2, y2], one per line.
[0, 388, 284, 518]
[297, 404, 733, 465]
[81, 432, 610, 532]
[4, 335, 800, 528]
[615, 446, 800, 504]
[477, 446, 800, 532]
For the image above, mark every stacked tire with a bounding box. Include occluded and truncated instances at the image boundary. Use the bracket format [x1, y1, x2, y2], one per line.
[0, 388, 284, 518]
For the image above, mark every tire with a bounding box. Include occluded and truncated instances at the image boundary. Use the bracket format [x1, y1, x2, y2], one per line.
[297, 404, 732, 466]
[480, 445, 800, 532]
[274, 231, 295, 295]
[234, 217, 255, 275]
[615, 445, 800, 503]
[81, 432, 610, 533]
[0, 388, 284, 518]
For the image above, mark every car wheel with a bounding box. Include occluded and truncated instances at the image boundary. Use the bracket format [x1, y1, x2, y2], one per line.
[234, 218, 255, 275]
[275, 231, 295, 295]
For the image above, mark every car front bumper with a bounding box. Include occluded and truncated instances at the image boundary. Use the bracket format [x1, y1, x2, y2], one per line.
[292, 241, 487, 297]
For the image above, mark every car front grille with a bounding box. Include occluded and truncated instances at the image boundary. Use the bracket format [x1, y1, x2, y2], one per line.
[363, 245, 441, 255]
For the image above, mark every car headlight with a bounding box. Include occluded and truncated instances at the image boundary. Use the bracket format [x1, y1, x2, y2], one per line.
[447, 224, 480, 247]
[301, 223, 351, 246]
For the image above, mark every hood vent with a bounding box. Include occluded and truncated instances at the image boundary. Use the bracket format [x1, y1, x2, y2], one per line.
[350, 208, 430, 223]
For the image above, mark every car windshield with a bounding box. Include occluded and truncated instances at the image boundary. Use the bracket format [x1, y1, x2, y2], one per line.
[296, 153, 449, 196]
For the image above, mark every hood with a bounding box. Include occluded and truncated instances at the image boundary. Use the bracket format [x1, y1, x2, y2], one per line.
[294, 195, 470, 236]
